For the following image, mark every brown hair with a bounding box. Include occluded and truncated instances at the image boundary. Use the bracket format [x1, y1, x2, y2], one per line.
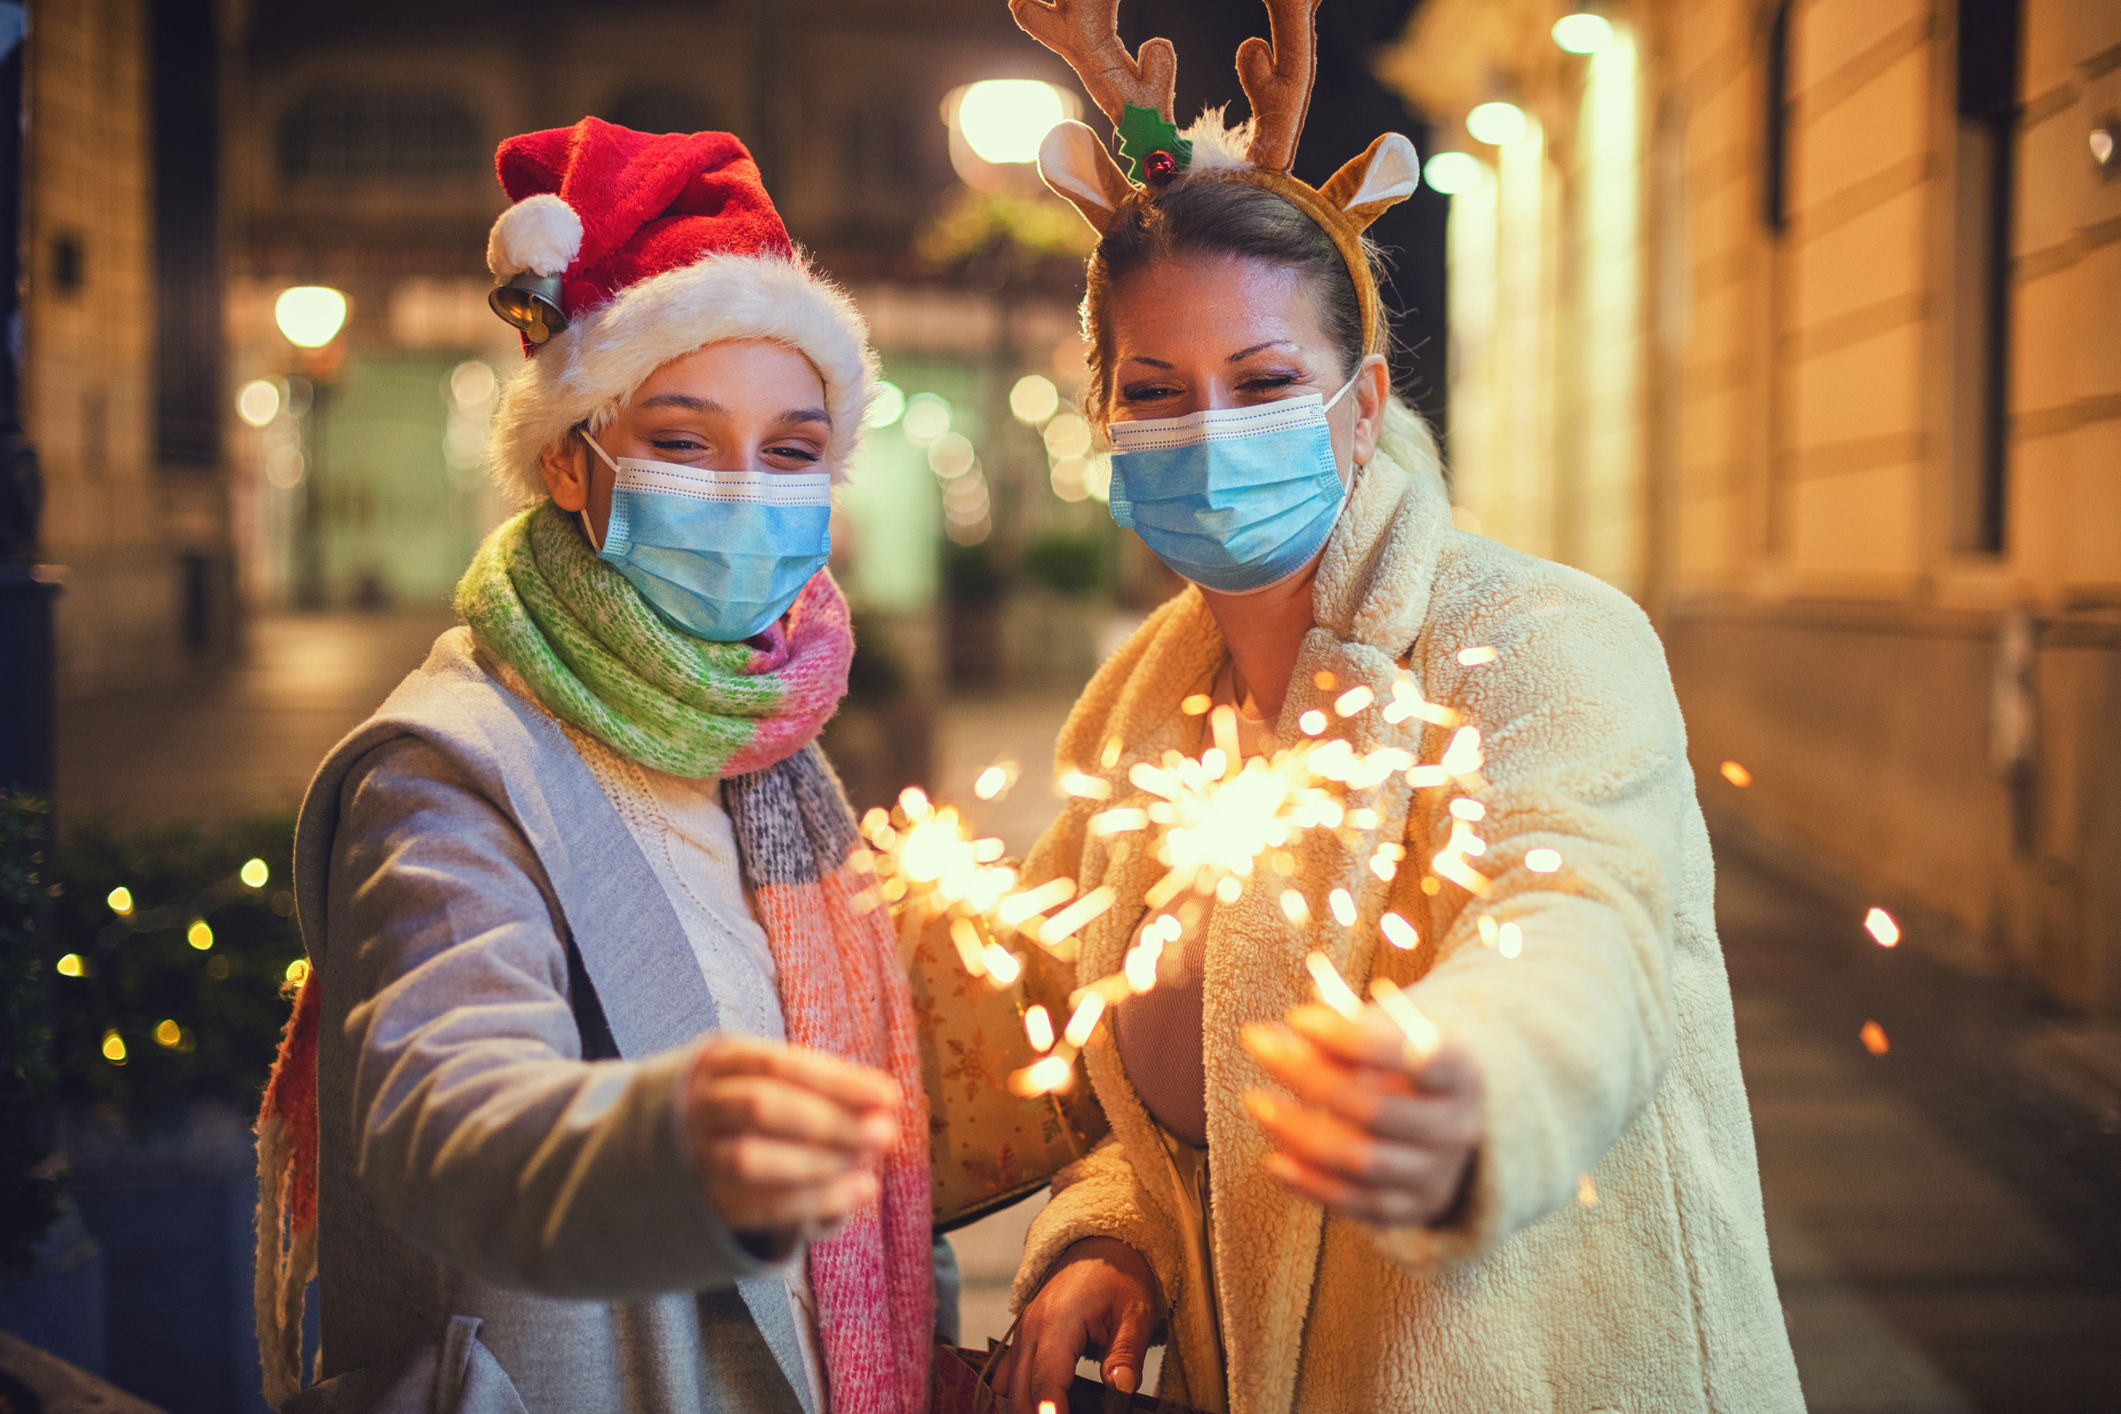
[1081, 176, 1384, 420]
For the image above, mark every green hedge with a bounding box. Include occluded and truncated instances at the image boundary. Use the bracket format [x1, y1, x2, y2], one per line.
[0, 791, 59, 1271]
[48, 817, 305, 1124]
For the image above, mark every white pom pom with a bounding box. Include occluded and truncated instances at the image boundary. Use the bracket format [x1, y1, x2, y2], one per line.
[486, 194, 583, 279]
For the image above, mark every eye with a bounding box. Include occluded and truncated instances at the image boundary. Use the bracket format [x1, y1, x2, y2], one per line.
[649, 437, 707, 455]
[763, 442, 822, 465]
[1119, 381, 1182, 403]
[1237, 374, 1299, 395]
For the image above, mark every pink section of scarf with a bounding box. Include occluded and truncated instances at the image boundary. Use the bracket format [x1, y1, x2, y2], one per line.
[720, 572, 856, 779]
[753, 863, 934, 1414]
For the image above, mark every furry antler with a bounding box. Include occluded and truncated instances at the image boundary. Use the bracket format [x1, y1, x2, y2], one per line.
[1237, 0, 1324, 171]
[1009, 0, 1179, 125]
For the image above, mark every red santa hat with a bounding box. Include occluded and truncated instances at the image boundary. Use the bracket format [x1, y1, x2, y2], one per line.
[481, 118, 876, 501]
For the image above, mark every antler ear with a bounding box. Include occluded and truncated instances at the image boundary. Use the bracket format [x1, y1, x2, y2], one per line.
[1238, 0, 1324, 171]
[1319, 133, 1420, 231]
[1039, 120, 1137, 233]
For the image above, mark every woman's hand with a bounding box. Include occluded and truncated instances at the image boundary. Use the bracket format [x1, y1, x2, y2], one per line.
[995, 1237, 1162, 1413]
[1241, 1004, 1483, 1227]
[684, 1035, 902, 1257]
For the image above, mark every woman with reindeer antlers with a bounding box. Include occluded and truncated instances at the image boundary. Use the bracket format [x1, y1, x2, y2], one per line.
[993, 3, 1807, 1413]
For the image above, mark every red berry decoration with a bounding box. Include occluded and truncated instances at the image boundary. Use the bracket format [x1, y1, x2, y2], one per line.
[1145, 149, 1178, 184]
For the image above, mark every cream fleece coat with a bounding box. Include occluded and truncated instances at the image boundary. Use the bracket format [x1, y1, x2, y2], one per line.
[1011, 404, 1805, 1414]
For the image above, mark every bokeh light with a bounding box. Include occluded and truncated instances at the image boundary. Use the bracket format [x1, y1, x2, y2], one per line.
[236, 379, 281, 428]
[956, 80, 1067, 164]
[902, 393, 952, 446]
[1010, 374, 1059, 424]
[1422, 151, 1484, 195]
[273, 285, 349, 348]
[1552, 12, 1613, 53]
[1467, 101, 1527, 146]
[865, 380, 907, 428]
[240, 857, 270, 888]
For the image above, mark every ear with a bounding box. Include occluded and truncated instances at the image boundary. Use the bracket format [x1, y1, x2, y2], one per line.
[1038, 120, 1137, 234]
[1319, 133, 1420, 232]
[538, 430, 591, 513]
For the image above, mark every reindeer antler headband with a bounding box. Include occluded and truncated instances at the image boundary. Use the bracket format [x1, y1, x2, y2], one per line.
[1009, 0, 1419, 354]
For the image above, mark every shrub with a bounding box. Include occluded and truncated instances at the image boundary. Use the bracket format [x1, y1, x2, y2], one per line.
[0, 791, 59, 1271]
[48, 817, 304, 1124]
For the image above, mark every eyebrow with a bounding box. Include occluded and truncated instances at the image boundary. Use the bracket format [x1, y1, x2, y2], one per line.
[638, 392, 830, 427]
[1124, 340, 1297, 371]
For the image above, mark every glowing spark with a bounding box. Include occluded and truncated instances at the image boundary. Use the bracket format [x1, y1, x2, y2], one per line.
[1525, 848, 1563, 873]
[107, 886, 133, 914]
[1063, 992, 1107, 1048]
[1449, 797, 1485, 821]
[1433, 853, 1490, 894]
[1304, 950, 1363, 1019]
[1313, 670, 1337, 690]
[950, 919, 989, 977]
[1477, 915, 1498, 946]
[1859, 1020, 1889, 1055]
[1214, 875, 1242, 903]
[1498, 921, 1523, 958]
[1040, 1401, 1060, 1414]
[1124, 941, 1160, 992]
[1037, 886, 1117, 946]
[187, 921, 213, 951]
[1457, 645, 1498, 666]
[1281, 889, 1310, 924]
[899, 786, 933, 820]
[974, 764, 1015, 799]
[1577, 1173, 1599, 1208]
[1407, 764, 1451, 787]
[1369, 849, 1399, 882]
[101, 1030, 127, 1064]
[1181, 693, 1212, 716]
[240, 858, 270, 888]
[998, 877, 1077, 926]
[1089, 807, 1149, 836]
[285, 958, 310, 985]
[1864, 907, 1900, 948]
[1380, 912, 1419, 949]
[1210, 705, 1242, 772]
[1024, 1004, 1055, 1052]
[1100, 736, 1124, 768]
[1369, 976, 1439, 1060]
[983, 945, 1023, 986]
[56, 953, 83, 977]
[154, 1019, 182, 1048]
[1352, 808, 1379, 830]
[1328, 888, 1358, 927]
[1334, 685, 1374, 717]
[1060, 771, 1112, 800]
[1298, 710, 1327, 736]
[1719, 760, 1752, 788]
[1010, 1054, 1075, 1096]
[1439, 727, 1484, 776]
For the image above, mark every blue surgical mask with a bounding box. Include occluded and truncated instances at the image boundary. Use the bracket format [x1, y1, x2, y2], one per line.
[1106, 374, 1358, 595]
[579, 431, 832, 642]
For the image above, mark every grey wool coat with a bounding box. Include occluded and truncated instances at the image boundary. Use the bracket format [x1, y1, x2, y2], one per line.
[281, 628, 956, 1414]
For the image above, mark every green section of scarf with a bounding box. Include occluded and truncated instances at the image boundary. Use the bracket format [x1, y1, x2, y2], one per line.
[455, 502, 778, 778]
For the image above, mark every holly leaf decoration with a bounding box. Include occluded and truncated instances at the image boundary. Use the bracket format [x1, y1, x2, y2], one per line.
[1114, 104, 1191, 183]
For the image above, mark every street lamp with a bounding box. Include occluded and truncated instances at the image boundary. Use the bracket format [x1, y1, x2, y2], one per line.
[273, 286, 348, 607]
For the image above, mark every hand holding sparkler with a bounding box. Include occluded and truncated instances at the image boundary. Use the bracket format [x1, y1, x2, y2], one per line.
[1239, 956, 1483, 1228]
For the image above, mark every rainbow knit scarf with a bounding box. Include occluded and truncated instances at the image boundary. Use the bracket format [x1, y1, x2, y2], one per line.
[256, 504, 932, 1413]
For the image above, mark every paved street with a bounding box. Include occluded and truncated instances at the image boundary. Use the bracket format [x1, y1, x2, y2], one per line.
[54, 612, 2121, 1411]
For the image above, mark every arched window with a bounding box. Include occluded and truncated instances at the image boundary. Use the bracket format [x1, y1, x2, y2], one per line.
[278, 89, 482, 180]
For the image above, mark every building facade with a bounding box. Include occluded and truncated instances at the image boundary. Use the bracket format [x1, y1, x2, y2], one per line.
[1383, 0, 2121, 1018]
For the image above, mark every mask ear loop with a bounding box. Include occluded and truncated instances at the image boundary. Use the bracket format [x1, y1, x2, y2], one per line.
[575, 428, 621, 552]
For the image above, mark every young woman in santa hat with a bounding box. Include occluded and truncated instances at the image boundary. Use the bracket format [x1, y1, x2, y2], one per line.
[253, 119, 941, 1414]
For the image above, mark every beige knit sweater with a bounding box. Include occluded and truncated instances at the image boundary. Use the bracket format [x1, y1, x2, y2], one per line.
[1011, 404, 1806, 1414]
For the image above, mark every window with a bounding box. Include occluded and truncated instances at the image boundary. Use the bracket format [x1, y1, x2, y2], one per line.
[1952, 0, 2021, 553]
[278, 89, 482, 181]
[1762, 1, 1792, 234]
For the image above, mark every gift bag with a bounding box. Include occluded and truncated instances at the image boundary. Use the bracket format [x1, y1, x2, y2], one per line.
[930, 1340, 1208, 1414]
[902, 906, 1108, 1231]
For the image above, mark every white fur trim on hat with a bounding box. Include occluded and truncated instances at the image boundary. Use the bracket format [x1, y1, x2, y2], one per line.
[483, 250, 877, 502]
[486, 194, 584, 279]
